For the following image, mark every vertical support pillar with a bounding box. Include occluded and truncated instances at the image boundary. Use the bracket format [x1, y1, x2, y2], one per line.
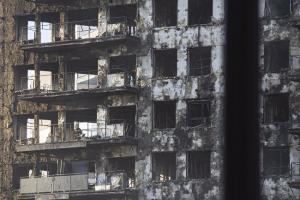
[59, 10, 69, 41]
[98, 2, 108, 36]
[35, 13, 41, 44]
[98, 57, 108, 88]
[97, 105, 107, 138]
[58, 56, 67, 92]
[34, 54, 40, 92]
[58, 110, 66, 142]
[34, 114, 39, 144]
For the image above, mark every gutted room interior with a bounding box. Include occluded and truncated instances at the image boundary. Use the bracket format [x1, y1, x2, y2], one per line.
[264, 0, 291, 18]
[188, 46, 212, 76]
[154, 49, 177, 78]
[263, 93, 289, 123]
[264, 40, 290, 73]
[188, 0, 212, 25]
[154, 0, 177, 27]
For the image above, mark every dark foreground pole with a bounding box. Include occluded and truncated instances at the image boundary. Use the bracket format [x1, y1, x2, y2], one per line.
[225, 1, 260, 200]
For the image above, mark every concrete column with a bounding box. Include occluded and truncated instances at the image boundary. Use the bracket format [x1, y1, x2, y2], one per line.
[35, 13, 41, 44]
[98, 2, 108, 37]
[58, 56, 67, 92]
[34, 114, 39, 144]
[98, 57, 108, 88]
[34, 54, 40, 92]
[97, 105, 107, 138]
[58, 110, 67, 141]
[177, 0, 188, 26]
[59, 11, 69, 41]
[176, 152, 187, 180]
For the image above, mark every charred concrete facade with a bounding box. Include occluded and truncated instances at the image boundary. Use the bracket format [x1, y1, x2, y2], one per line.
[260, 0, 300, 199]
[0, 0, 225, 199]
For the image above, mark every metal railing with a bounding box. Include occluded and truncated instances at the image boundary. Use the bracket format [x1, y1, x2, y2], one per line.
[20, 171, 135, 194]
[20, 17, 137, 45]
[17, 120, 135, 145]
[16, 69, 137, 94]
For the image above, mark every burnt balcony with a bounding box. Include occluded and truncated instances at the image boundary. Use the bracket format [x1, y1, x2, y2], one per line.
[16, 70, 138, 104]
[15, 120, 137, 152]
[18, 171, 137, 199]
[20, 17, 139, 53]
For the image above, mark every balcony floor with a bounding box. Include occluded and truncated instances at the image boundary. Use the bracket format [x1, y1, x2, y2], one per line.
[18, 189, 138, 200]
[17, 86, 139, 105]
[20, 35, 140, 53]
[16, 137, 138, 152]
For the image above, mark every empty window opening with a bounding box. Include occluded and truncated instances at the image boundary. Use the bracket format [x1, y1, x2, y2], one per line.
[154, 101, 176, 129]
[187, 100, 211, 127]
[154, 49, 177, 78]
[107, 157, 135, 187]
[107, 106, 136, 137]
[17, 13, 60, 44]
[109, 55, 136, 87]
[70, 160, 96, 173]
[35, 162, 57, 177]
[67, 109, 97, 139]
[66, 59, 98, 90]
[265, 0, 290, 18]
[152, 152, 176, 181]
[188, 47, 211, 76]
[68, 9, 98, 40]
[13, 164, 33, 189]
[187, 151, 210, 179]
[109, 4, 137, 35]
[264, 93, 289, 123]
[264, 40, 289, 73]
[154, 0, 177, 27]
[15, 63, 59, 92]
[188, 0, 212, 25]
[263, 147, 289, 176]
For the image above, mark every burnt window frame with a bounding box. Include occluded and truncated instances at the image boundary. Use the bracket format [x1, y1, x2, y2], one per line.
[153, 100, 177, 129]
[153, 48, 178, 78]
[264, 40, 290, 73]
[188, 0, 213, 25]
[153, 0, 178, 27]
[263, 147, 290, 176]
[263, 93, 289, 123]
[152, 152, 177, 182]
[188, 46, 212, 76]
[187, 150, 211, 179]
[186, 99, 211, 127]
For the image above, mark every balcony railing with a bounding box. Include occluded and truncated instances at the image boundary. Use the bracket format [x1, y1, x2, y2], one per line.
[16, 69, 136, 95]
[16, 120, 135, 145]
[20, 17, 137, 46]
[19, 171, 135, 195]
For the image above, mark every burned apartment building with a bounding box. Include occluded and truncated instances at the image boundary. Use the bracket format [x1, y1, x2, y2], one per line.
[0, 0, 225, 199]
[260, 0, 300, 199]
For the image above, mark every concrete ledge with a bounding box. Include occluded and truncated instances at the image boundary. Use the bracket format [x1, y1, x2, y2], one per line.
[15, 141, 87, 152]
[20, 36, 140, 53]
